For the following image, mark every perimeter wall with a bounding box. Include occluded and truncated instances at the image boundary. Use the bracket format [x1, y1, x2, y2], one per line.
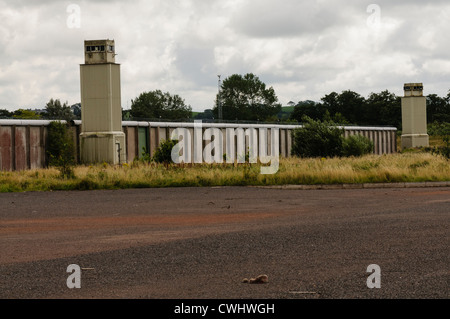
[0, 120, 397, 171]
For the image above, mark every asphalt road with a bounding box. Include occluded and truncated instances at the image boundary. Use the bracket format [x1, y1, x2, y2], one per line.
[0, 186, 448, 299]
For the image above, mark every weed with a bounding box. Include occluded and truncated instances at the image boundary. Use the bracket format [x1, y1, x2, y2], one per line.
[1, 153, 449, 192]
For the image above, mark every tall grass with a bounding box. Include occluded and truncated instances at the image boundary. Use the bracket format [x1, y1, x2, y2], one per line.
[0, 153, 449, 192]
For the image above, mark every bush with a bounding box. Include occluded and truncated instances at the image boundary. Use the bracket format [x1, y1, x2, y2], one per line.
[342, 134, 374, 157]
[431, 136, 450, 159]
[428, 121, 450, 159]
[291, 116, 344, 158]
[47, 121, 75, 178]
[428, 121, 450, 137]
[151, 139, 179, 164]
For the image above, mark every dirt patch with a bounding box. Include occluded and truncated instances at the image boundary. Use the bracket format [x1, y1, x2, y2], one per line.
[0, 211, 286, 235]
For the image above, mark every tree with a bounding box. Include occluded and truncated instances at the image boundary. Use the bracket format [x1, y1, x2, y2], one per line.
[336, 90, 366, 125]
[13, 109, 41, 119]
[319, 90, 366, 125]
[45, 98, 74, 121]
[290, 100, 325, 122]
[47, 121, 75, 178]
[291, 116, 345, 158]
[0, 109, 13, 118]
[194, 109, 214, 120]
[427, 94, 450, 123]
[323, 110, 350, 125]
[365, 90, 401, 127]
[122, 109, 131, 120]
[71, 103, 81, 120]
[214, 73, 281, 122]
[320, 92, 339, 116]
[130, 90, 192, 120]
[287, 101, 295, 107]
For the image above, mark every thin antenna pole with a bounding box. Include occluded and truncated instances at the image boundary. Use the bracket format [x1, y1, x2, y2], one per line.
[217, 75, 222, 122]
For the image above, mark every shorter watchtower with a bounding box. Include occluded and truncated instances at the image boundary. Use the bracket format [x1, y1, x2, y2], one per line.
[401, 83, 429, 149]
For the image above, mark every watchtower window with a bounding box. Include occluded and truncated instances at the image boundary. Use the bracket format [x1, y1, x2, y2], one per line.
[85, 45, 107, 53]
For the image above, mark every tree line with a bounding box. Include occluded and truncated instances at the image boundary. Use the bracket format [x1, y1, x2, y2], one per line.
[128, 74, 281, 122]
[1, 73, 449, 128]
[290, 90, 450, 129]
[0, 99, 80, 121]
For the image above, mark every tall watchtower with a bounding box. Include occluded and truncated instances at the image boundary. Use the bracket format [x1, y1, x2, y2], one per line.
[79, 39, 126, 164]
[401, 83, 429, 149]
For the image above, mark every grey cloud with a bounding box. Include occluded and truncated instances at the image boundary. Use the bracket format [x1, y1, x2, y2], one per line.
[229, 1, 351, 38]
[0, 0, 449, 111]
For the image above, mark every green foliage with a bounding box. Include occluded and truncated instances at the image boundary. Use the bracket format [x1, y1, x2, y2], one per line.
[13, 109, 41, 119]
[2, 153, 450, 193]
[428, 122, 450, 159]
[323, 110, 350, 125]
[290, 100, 324, 122]
[290, 90, 404, 128]
[428, 121, 450, 137]
[194, 109, 214, 120]
[291, 116, 345, 158]
[409, 160, 430, 170]
[47, 121, 75, 178]
[130, 90, 192, 120]
[138, 147, 152, 163]
[332, 90, 365, 125]
[44, 98, 75, 121]
[364, 90, 401, 127]
[342, 134, 374, 157]
[150, 139, 179, 164]
[427, 94, 450, 123]
[439, 136, 450, 159]
[0, 109, 13, 118]
[71, 103, 81, 120]
[213, 73, 281, 122]
[291, 117, 375, 158]
[277, 105, 295, 121]
[289, 89, 450, 128]
[122, 109, 131, 120]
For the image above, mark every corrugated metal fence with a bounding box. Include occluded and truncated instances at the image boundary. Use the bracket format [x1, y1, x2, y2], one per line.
[0, 119, 397, 171]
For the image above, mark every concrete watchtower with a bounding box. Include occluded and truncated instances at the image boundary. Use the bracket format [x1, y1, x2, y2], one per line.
[79, 39, 126, 164]
[401, 83, 429, 149]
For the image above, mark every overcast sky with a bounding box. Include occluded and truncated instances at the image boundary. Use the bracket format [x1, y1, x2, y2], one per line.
[1, 0, 449, 112]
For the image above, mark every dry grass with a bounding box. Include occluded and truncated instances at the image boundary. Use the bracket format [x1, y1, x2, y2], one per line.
[0, 152, 449, 193]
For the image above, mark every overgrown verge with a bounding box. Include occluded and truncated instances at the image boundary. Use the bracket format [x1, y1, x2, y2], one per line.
[1, 153, 449, 193]
[2, 124, 448, 193]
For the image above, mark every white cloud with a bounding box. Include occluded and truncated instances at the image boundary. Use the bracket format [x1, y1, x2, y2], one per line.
[0, 0, 449, 112]
[422, 59, 450, 76]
